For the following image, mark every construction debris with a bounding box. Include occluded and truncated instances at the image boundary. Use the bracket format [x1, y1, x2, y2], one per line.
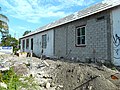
[46, 82, 50, 89]
[0, 67, 9, 71]
[0, 82, 7, 89]
[0, 54, 120, 90]
[17, 52, 27, 57]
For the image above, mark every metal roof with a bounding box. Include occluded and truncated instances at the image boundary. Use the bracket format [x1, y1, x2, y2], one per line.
[21, 1, 120, 39]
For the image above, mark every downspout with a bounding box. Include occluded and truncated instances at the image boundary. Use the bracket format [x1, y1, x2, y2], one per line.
[53, 29, 55, 56]
[107, 10, 112, 64]
[66, 26, 68, 56]
[110, 10, 114, 64]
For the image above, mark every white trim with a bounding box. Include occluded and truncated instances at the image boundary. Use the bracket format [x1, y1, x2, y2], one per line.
[75, 26, 86, 46]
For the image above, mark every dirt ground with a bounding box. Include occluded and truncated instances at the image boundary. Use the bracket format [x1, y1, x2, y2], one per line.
[0, 54, 120, 90]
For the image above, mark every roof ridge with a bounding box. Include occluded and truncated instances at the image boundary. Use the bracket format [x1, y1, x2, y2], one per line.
[21, 1, 119, 38]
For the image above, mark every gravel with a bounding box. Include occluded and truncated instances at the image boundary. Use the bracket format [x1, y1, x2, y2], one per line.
[0, 54, 120, 90]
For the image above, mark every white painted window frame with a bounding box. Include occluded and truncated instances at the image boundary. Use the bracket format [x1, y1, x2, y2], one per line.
[26, 39, 29, 49]
[75, 25, 86, 47]
[42, 34, 47, 49]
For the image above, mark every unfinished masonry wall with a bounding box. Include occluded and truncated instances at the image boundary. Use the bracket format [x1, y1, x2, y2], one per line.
[54, 10, 111, 62]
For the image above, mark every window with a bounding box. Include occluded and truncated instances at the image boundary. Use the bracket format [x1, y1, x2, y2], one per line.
[42, 34, 47, 48]
[26, 39, 29, 49]
[31, 38, 33, 50]
[76, 26, 86, 46]
[22, 40, 25, 51]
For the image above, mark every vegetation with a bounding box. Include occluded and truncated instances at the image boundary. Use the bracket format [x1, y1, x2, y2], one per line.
[0, 7, 19, 52]
[0, 67, 39, 90]
[0, 7, 9, 38]
[0, 34, 19, 52]
[23, 30, 31, 36]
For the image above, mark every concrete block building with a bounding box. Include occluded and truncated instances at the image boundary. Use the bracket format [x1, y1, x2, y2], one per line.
[20, 1, 120, 66]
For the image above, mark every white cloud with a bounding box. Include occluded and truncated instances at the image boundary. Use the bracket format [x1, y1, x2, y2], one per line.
[9, 26, 31, 39]
[102, 0, 120, 5]
[0, 0, 95, 23]
[57, 0, 94, 6]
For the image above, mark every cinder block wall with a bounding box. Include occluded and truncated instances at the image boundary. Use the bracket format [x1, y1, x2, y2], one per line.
[54, 10, 112, 62]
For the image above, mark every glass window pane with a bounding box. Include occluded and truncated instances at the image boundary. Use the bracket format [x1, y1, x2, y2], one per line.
[82, 27, 85, 35]
[76, 26, 86, 45]
[42, 34, 47, 48]
[82, 36, 85, 44]
[26, 39, 29, 49]
[22, 40, 25, 51]
[31, 38, 33, 50]
[80, 37, 82, 44]
[77, 28, 80, 36]
[77, 37, 80, 45]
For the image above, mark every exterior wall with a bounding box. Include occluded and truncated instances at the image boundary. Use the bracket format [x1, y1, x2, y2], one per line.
[20, 36, 34, 53]
[112, 7, 120, 66]
[54, 11, 111, 62]
[20, 29, 54, 57]
[20, 36, 33, 52]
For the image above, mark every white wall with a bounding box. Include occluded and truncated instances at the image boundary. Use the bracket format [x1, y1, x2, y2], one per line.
[112, 7, 120, 66]
[20, 29, 54, 57]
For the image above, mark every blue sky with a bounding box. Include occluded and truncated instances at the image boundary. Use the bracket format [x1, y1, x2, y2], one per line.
[0, 0, 104, 39]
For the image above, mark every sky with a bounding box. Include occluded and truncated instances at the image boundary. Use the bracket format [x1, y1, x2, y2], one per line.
[0, 0, 104, 39]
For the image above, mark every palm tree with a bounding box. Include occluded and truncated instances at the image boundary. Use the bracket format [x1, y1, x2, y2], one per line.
[0, 14, 9, 29]
[0, 7, 9, 40]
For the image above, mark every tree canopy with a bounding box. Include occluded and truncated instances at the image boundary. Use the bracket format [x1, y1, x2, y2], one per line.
[0, 34, 19, 52]
[23, 30, 31, 36]
[0, 7, 19, 52]
[0, 7, 9, 38]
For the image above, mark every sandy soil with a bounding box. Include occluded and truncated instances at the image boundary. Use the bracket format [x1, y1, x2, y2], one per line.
[0, 54, 120, 90]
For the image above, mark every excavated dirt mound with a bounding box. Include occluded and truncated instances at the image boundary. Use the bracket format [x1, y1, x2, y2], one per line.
[44, 60, 120, 90]
[1, 54, 120, 90]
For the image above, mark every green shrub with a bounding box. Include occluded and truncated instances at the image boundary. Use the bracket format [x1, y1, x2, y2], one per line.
[0, 67, 39, 90]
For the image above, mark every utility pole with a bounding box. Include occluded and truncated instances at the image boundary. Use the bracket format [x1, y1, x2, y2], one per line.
[14, 33, 16, 38]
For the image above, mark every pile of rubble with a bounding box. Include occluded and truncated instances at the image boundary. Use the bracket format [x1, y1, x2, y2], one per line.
[0, 54, 120, 90]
